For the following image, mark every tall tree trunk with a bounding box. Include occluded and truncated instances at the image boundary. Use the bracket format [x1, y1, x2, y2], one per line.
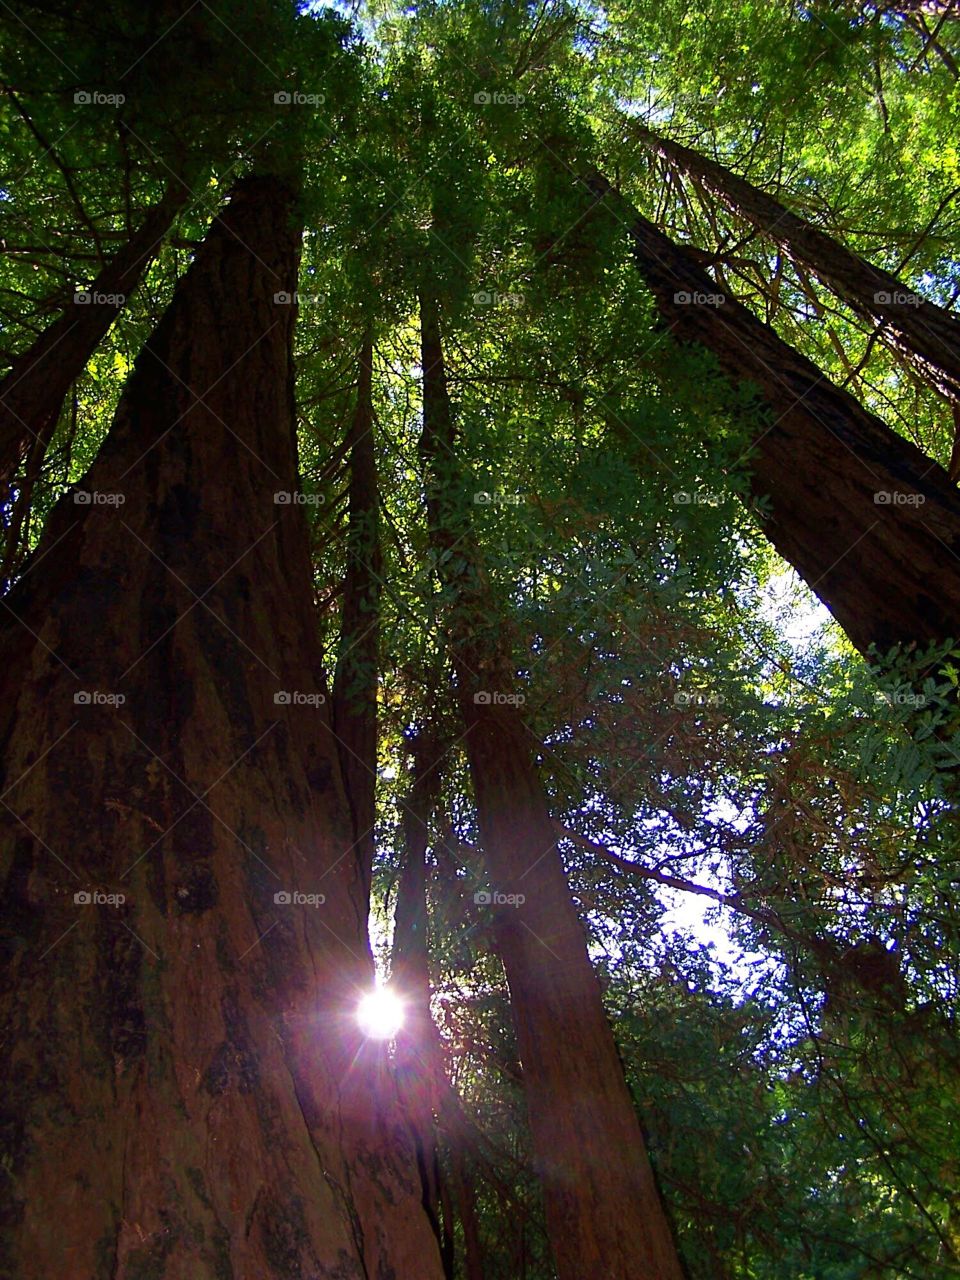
[633, 123, 960, 403]
[419, 290, 687, 1280]
[392, 728, 486, 1280]
[392, 728, 454, 1275]
[332, 325, 381, 916]
[0, 181, 187, 490]
[585, 170, 960, 658]
[0, 175, 443, 1279]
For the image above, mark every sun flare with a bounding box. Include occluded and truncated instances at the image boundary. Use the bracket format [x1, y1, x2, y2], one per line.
[357, 987, 404, 1040]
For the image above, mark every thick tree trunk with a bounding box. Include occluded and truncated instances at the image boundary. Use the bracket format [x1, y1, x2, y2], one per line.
[0, 175, 443, 1279]
[332, 326, 381, 914]
[0, 182, 187, 490]
[585, 171, 960, 657]
[634, 123, 960, 402]
[419, 292, 687, 1280]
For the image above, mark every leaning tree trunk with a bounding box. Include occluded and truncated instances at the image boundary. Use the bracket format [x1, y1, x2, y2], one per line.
[419, 290, 687, 1280]
[584, 170, 960, 658]
[632, 122, 960, 403]
[0, 181, 187, 490]
[0, 175, 443, 1280]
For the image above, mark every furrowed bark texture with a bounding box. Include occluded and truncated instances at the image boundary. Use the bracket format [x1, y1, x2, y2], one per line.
[586, 171, 960, 657]
[0, 175, 443, 1280]
[331, 327, 381, 913]
[0, 183, 187, 490]
[635, 124, 960, 402]
[419, 291, 686, 1280]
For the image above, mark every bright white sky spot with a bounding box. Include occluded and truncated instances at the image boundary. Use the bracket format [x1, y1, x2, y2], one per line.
[357, 986, 405, 1039]
[658, 572, 831, 983]
[759, 568, 834, 648]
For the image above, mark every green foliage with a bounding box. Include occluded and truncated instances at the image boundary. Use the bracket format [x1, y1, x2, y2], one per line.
[4, 1, 960, 1275]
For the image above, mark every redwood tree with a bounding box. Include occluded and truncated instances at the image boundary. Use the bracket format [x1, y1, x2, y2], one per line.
[2, 1, 959, 1275]
[583, 169, 960, 658]
[0, 182, 188, 490]
[332, 326, 382, 912]
[0, 174, 443, 1279]
[631, 122, 960, 404]
[419, 288, 686, 1280]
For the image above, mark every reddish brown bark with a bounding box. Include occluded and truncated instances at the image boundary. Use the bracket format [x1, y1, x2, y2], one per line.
[419, 291, 686, 1280]
[0, 175, 442, 1279]
[585, 170, 960, 658]
[634, 123, 960, 402]
[332, 326, 381, 913]
[0, 182, 187, 490]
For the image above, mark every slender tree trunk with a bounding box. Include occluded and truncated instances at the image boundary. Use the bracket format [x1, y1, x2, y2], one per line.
[332, 325, 381, 916]
[585, 170, 960, 657]
[392, 729, 487, 1280]
[0, 175, 443, 1279]
[0, 182, 187, 490]
[392, 729, 454, 1275]
[419, 291, 687, 1280]
[633, 123, 960, 402]
[449, 1149, 485, 1280]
